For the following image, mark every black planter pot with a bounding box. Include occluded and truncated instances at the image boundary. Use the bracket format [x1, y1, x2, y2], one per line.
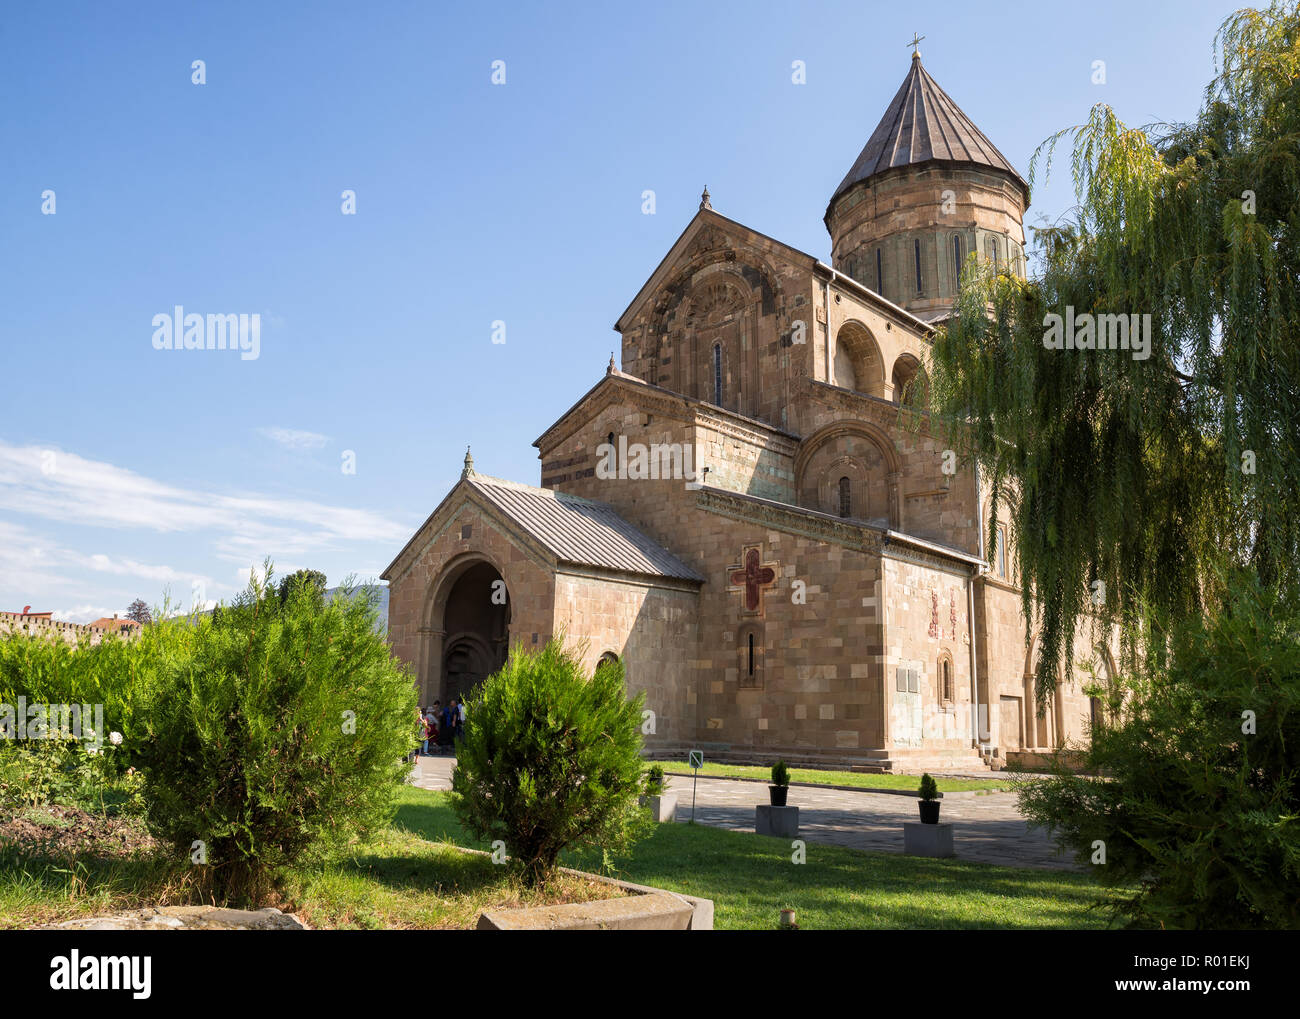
[918, 799, 941, 824]
[769, 785, 789, 806]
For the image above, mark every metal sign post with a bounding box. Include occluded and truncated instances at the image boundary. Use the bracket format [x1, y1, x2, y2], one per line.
[688, 749, 704, 823]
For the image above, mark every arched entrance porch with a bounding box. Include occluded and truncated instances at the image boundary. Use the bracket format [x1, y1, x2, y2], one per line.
[420, 555, 510, 706]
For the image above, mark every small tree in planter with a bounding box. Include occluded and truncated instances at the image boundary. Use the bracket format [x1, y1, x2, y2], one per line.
[769, 760, 791, 806]
[640, 764, 676, 822]
[642, 764, 667, 799]
[918, 772, 941, 823]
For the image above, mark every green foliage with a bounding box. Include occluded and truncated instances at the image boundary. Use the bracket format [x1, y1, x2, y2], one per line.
[770, 760, 790, 787]
[277, 569, 328, 607]
[1018, 572, 1300, 929]
[137, 570, 417, 903]
[0, 626, 158, 780]
[927, 2, 1300, 701]
[643, 764, 667, 797]
[449, 638, 651, 888]
[0, 733, 127, 813]
[918, 773, 939, 801]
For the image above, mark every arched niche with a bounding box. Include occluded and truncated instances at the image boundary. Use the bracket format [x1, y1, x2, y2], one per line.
[891, 353, 930, 408]
[795, 421, 901, 528]
[833, 320, 886, 397]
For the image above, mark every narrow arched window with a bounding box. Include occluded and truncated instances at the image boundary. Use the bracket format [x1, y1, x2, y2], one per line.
[914, 238, 923, 292]
[986, 236, 999, 269]
[597, 650, 621, 681]
[941, 658, 953, 701]
[952, 235, 963, 280]
[712, 343, 723, 406]
[738, 625, 763, 689]
[607, 431, 616, 472]
[875, 248, 883, 294]
[838, 476, 851, 518]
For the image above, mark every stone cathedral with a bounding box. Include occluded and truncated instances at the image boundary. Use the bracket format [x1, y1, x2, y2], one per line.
[383, 49, 1116, 771]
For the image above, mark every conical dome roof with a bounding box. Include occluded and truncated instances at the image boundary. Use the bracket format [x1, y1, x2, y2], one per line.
[828, 53, 1028, 215]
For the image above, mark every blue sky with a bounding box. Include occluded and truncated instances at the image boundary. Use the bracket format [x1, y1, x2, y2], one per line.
[1, 0, 1237, 620]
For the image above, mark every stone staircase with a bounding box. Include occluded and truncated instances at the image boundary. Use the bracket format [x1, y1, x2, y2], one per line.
[849, 745, 993, 774]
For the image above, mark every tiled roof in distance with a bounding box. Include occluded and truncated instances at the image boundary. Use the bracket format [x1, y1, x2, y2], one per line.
[468, 475, 704, 583]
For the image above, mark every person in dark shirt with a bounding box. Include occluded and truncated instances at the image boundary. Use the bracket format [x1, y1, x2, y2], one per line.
[442, 700, 456, 749]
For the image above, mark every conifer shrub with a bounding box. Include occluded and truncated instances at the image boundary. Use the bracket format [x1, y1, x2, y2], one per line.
[1018, 574, 1300, 929]
[137, 573, 418, 903]
[450, 638, 650, 888]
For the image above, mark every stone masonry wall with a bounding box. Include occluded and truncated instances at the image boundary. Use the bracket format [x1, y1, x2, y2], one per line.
[0, 612, 139, 648]
[827, 165, 1027, 320]
[880, 555, 975, 750]
[684, 501, 887, 754]
[552, 572, 699, 747]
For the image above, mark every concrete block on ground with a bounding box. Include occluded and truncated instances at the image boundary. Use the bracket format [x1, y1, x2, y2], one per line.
[645, 793, 676, 822]
[755, 804, 799, 838]
[903, 821, 955, 858]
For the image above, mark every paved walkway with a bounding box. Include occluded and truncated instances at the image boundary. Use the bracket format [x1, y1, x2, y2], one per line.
[409, 756, 1077, 871]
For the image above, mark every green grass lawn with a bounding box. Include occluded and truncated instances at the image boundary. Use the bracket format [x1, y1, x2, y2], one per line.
[659, 762, 1016, 793]
[1, 785, 1116, 930]
[391, 787, 1118, 930]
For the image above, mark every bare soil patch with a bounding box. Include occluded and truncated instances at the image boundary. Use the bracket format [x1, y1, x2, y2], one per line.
[0, 805, 157, 859]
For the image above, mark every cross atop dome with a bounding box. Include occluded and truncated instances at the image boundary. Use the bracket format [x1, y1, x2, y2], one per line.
[908, 32, 925, 59]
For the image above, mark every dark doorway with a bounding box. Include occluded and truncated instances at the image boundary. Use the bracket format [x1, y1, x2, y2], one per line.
[439, 560, 509, 703]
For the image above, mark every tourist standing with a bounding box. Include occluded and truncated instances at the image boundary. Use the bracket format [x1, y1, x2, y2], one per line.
[421, 709, 433, 755]
[409, 707, 423, 763]
[443, 699, 456, 749]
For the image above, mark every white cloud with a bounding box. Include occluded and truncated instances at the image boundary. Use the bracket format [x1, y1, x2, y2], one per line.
[0, 442, 411, 616]
[0, 521, 211, 587]
[0, 441, 408, 547]
[0, 519, 219, 614]
[258, 427, 329, 451]
[50, 604, 117, 624]
[83, 553, 212, 586]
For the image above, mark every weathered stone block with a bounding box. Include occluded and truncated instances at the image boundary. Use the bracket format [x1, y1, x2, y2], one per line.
[477, 891, 693, 930]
